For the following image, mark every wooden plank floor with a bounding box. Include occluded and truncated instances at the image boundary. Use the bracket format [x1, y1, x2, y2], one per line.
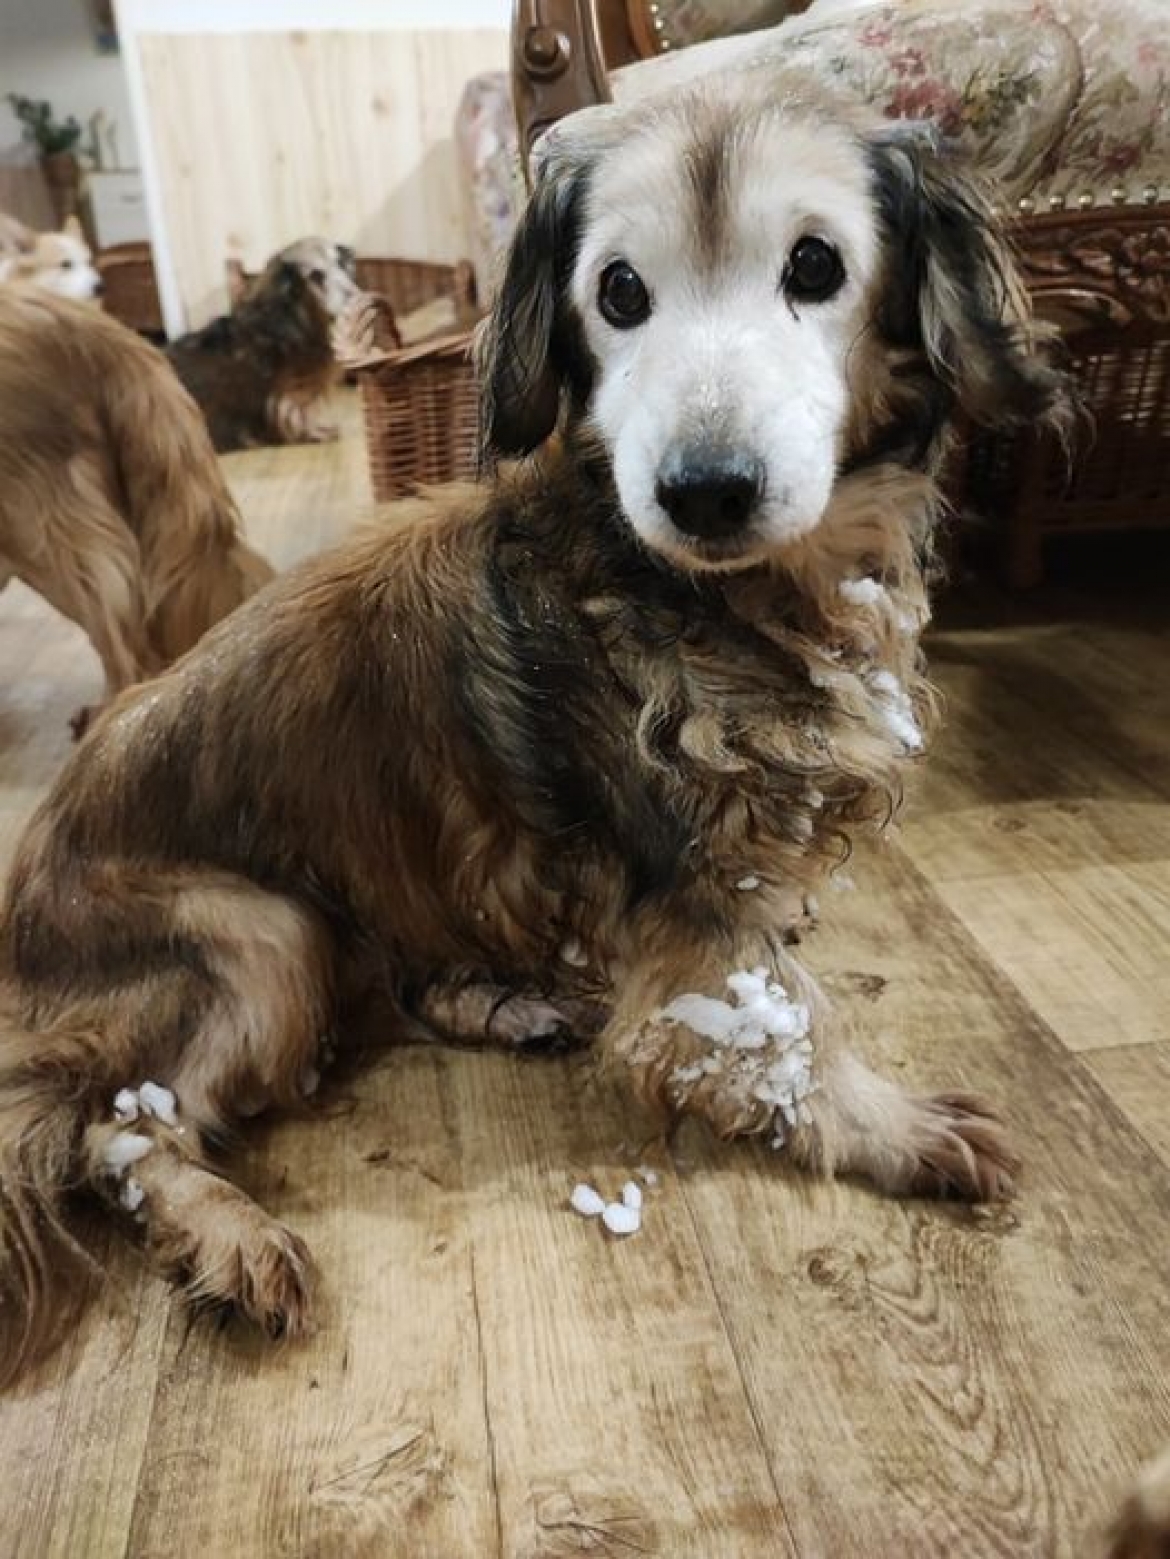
[1, 400, 1167, 1557]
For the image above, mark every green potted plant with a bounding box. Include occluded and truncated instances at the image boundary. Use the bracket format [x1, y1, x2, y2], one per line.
[7, 94, 84, 225]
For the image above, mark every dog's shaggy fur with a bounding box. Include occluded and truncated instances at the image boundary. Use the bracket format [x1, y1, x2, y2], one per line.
[1105, 1445, 1170, 1559]
[0, 82, 1070, 1383]
[0, 289, 273, 731]
[166, 237, 360, 452]
[0, 213, 101, 302]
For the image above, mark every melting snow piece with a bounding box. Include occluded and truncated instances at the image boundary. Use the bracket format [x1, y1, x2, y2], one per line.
[636, 1166, 659, 1188]
[869, 669, 923, 753]
[620, 1180, 643, 1212]
[559, 937, 588, 968]
[570, 1183, 606, 1218]
[663, 969, 810, 1050]
[602, 1202, 640, 1236]
[839, 577, 884, 606]
[103, 1132, 153, 1173]
[120, 1178, 145, 1212]
[138, 1081, 178, 1126]
[736, 875, 760, 892]
[661, 969, 817, 1144]
[113, 1088, 139, 1123]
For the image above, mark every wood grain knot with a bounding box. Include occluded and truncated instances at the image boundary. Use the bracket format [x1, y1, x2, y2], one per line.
[523, 1480, 659, 1557]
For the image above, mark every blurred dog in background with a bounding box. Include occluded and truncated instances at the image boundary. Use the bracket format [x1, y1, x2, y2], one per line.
[0, 213, 102, 301]
[0, 289, 272, 734]
[167, 236, 361, 451]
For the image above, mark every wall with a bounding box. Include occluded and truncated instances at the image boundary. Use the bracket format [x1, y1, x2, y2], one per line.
[115, 0, 511, 334]
[0, 0, 138, 168]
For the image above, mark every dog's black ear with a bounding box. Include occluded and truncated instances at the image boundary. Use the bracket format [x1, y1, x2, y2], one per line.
[867, 125, 1071, 431]
[477, 159, 589, 459]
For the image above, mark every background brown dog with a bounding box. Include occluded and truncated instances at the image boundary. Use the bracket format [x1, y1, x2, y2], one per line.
[166, 236, 361, 451]
[0, 288, 273, 732]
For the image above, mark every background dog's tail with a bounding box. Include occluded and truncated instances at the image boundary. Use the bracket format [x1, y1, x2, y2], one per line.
[97, 326, 275, 664]
[0, 1005, 103, 1387]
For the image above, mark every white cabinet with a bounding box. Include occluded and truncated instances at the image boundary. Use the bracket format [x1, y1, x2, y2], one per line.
[86, 170, 149, 247]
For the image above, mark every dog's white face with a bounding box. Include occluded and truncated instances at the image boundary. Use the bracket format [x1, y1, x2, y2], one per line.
[570, 113, 880, 571]
[482, 84, 1062, 575]
[3, 224, 102, 302]
[277, 237, 361, 319]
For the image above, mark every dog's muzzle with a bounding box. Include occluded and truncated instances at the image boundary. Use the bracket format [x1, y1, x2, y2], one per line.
[654, 447, 764, 541]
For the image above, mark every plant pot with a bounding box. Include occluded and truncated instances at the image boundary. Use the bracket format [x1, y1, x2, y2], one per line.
[41, 151, 81, 227]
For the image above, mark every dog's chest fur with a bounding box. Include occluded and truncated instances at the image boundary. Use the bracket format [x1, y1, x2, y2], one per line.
[454, 452, 935, 962]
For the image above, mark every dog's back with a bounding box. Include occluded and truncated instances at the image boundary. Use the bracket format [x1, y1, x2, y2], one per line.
[0, 289, 272, 697]
[166, 254, 341, 451]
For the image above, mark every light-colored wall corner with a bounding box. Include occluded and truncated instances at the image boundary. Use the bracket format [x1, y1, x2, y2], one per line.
[0, 0, 139, 169]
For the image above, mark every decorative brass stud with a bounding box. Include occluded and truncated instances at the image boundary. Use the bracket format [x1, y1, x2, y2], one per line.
[1017, 195, 1036, 215]
[1111, 185, 1128, 204]
[1076, 191, 1095, 210]
[649, 1, 672, 52]
[1047, 193, 1066, 210]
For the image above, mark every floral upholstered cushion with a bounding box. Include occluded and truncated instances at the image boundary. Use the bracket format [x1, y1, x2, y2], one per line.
[610, 0, 1170, 206]
[454, 72, 526, 294]
[1036, 0, 1169, 201]
[456, 0, 1168, 294]
[625, 0, 808, 55]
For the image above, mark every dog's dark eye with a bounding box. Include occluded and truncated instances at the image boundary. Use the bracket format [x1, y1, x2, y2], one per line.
[783, 237, 845, 304]
[598, 261, 651, 329]
[61, 259, 74, 270]
[309, 267, 326, 286]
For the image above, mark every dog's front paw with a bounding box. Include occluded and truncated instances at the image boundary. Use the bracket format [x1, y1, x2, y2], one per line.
[906, 1092, 1019, 1202]
[622, 970, 814, 1139]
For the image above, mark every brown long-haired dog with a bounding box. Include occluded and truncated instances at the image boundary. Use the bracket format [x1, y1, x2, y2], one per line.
[166, 237, 361, 451]
[0, 81, 1070, 1383]
[0, 289, 273, 734]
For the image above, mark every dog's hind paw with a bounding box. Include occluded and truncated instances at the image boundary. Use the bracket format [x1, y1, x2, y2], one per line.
[185, 1216, 316, 1341]
[145, 1175, 317, 1341]
[906, 1092, 1020, 1203]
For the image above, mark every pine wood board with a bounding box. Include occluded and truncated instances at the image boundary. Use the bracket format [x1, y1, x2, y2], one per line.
[1082, 1042, 1170, 1171]
[675, 838, 1170, 1558]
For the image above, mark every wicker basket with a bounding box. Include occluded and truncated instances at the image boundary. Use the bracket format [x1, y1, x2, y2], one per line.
[355, 330, 479, 501]
[354, 257, 476, 321]
[336, 262, 482, 502]
[97, 241, 164, 336]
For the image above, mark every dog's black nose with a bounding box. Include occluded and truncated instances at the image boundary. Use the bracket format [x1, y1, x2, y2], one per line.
[655, 453, 764, 540]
